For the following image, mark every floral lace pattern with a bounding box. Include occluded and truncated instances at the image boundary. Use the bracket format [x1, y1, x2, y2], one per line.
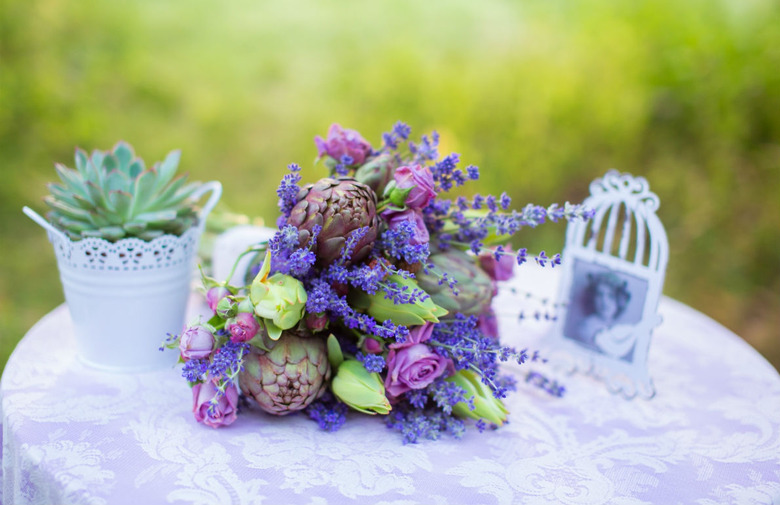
[2, 268, 779, 505]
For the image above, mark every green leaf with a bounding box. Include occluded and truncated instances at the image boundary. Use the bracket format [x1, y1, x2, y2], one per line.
[103, 154, 119, 172]
[43, 195, 93, 221]
[74, 148, 90, 178]
[122, 221, 148, 234]
[54, 163, 90, 200]
[153, 149, 181, 192]
[150, 179, 198, 211]
[129, 170, 157, 215]
[97, 226, 127, 241]
[112, 142, 134, 171]
[57, 217, 95, 233]
[86, 180, 112, 212]
[134, 209, 177, 225]
[107, 190, 133, 220]
[127, 160, 145, 179]
[137, 229, 164, 241]
[327, 334, 344, 369]
[72, 193, 96, 210]
[105, 169, 131, 193]
[47, 183, 81, 208]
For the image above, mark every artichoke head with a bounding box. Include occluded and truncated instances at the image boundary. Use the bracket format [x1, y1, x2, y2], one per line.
[287, 177, 378, 266]
[238, 329, 331, 415]
[416, 249, 493, 317]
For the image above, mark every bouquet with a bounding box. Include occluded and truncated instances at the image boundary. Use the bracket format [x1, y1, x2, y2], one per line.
[163, 122, 592, 443]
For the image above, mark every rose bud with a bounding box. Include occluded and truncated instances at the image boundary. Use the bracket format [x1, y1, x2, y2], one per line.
[363, 337, 383, 354]
[206, 286, 230, 312]
[179, 325, 216, 361]
[226, 312, 260, 343]
[478, 246, 515, 282]
[192, 380, 239, 428]
[386, 164, 436, 210]
[216, 297, 238, 319]
[314, 123, 373, 166]
[306, 312, 329, 332]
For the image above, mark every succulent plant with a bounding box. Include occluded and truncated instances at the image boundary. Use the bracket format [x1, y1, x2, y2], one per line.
[287, 177, 378, 266]
[238, 329, 331, 415]
[416, 249, 494, 317]
[44, 141, 201, 241]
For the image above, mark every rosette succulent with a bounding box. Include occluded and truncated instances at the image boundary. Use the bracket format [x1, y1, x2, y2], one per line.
[238, 329, 331, 415]
[44, 141, 201, 241]
[287, 177, 378, 266]
[416, 249, 494, 316]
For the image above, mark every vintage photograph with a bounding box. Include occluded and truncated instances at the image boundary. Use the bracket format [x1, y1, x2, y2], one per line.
[562, 259, 648, 362]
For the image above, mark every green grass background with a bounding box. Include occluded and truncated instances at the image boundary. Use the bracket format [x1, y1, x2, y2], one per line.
[1, 0, 779, 372]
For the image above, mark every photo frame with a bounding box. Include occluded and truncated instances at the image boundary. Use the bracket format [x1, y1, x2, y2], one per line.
[548, 171, 668, 399]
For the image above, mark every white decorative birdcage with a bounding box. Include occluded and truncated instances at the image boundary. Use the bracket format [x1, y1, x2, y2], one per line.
[549, 171, 668, 398]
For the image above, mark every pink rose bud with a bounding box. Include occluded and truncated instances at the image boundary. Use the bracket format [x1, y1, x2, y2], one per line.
[393, 164, 436, 210]
[314, 123, 373, 166]
[479, 247, 515, 282]
[477, 309, 499, 339]
[226, 312, 260, 343]
[179, 325, 216, 360]
[364, 338, 383, 354]
[306, 312, 329, 332]
[192, 380, 239, 428]
[206, 286, 231, 312]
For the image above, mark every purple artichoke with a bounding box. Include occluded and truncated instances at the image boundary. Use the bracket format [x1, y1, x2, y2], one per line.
[238, 329, 331, 415]
[416, 249, 494, 316]
[287, 177, 378, 266]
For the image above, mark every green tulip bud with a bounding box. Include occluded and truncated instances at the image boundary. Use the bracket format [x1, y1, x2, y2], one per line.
[332, 360, 391, 415]
[350, 275, 448, 326]
[446, 369, 509, 427]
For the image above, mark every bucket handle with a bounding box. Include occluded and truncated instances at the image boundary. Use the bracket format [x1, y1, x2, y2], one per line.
[191, 180, 222, 224]
[23, 180, 222, 241]
[22, 206, 69, 242]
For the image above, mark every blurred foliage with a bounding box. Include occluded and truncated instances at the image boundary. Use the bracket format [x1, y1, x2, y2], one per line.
[1, 0, 778, 372]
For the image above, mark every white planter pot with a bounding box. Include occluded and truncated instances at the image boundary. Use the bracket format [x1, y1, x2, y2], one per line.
[23, 181, 222, 372]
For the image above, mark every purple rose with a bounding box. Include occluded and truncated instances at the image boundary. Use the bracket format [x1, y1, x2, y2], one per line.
[226, 312, 260, 343]
[384, 343, 451, 398]
[382, 209, 429, 245]
[390, 322, 433, 349]
[314, 123, 372, 166]
[179, 325, 216, 360]
[477, 309, 499, 339]
[192, 380, 239, 428]
[206, 286, 230, 312]
[479, 247, 515, 282]
[394, 164, 436, 210]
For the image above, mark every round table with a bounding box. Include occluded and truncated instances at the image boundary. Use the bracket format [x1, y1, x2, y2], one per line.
[2, 265, 780, 505]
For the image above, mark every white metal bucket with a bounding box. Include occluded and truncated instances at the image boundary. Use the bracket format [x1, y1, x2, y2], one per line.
[23, 181, 222, 372]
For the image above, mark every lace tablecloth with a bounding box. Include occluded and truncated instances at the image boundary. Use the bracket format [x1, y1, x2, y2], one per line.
[2, 261, 780, 505]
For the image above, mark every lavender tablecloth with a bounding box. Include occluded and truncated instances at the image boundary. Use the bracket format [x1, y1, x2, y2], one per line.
[3, 260, 780, 505]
